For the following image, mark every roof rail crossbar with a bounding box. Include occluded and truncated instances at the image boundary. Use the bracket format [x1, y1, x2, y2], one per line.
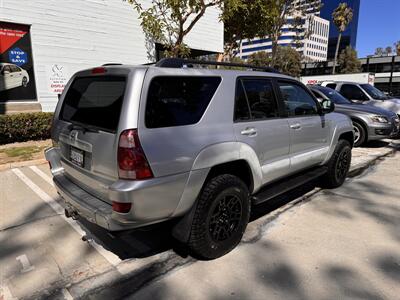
[154, 58, 280, 73]
[102, 63, 123, 66]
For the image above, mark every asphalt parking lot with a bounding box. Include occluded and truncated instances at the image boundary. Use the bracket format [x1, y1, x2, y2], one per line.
[1, 141, 399, 300]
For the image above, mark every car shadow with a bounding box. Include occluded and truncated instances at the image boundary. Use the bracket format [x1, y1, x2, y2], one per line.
[75, 180, 319, 261]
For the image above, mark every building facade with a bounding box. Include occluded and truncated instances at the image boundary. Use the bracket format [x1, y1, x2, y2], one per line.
[320, 0, 361, 59]
[0, 0, 223, 113]
[238, 15, 329, 62]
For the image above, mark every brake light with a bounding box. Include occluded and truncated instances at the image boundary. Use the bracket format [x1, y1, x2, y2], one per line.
[118, 129, 153, 180]
[92, 67, 106, 74]
[112, 201, 132, 213]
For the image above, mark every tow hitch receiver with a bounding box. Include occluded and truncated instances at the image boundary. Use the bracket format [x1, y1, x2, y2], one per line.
[65, 207, 79, 220]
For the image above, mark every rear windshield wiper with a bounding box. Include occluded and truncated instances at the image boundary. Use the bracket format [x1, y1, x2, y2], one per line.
[67, 123, 99, 133]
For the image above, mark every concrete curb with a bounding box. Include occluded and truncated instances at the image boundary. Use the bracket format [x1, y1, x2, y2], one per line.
[349, 145, 398, 177]
[0, 158, 47, 172]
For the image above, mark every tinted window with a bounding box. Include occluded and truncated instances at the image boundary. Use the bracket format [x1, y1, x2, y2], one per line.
[340, 84, 369, 101]
[10, 65, 20, 72]
[317, 86, 352, 104]
[61, 76, 126, 132]
[242, 79, 279, 119]
[2, 65, 11, 73]
[360, 84, 390, 100]
[146, 76, 221, 128]
[234, 82, 251, 121]
[326, 83, 337, 89]
[278, 82, 319, 116]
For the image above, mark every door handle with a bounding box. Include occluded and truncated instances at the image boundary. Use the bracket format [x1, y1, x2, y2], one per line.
[290, 123, 301, 130]
[241, 127, 257, 137]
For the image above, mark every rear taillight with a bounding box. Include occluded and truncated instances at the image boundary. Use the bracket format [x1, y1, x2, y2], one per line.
[118, 129, 153, 180]
[92, 67, 106, 74]
[112, 201, 132, 213]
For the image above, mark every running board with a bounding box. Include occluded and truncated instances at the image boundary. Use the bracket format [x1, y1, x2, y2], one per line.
[252, 166, 328, 205]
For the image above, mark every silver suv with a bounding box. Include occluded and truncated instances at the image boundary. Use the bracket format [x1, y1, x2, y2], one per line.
[46, 59, 354, 259]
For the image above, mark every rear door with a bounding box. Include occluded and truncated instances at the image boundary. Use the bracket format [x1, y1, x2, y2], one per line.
[233, 77, 290, 184]
[277, 80, 330, 173]
[56, 73, 127, 203]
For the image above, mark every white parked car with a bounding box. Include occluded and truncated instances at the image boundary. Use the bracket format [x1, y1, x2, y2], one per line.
[0, 63, 30, 92]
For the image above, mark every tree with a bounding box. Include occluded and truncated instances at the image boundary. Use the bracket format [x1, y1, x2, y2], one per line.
[385, 46, 393, 56]
[273, 46, 302, 77]
[263, 0, 322, 64]
[374, 47, 384, 56]
[247, 51, 271, 67]
[248, 47, 301, 77]
[125, 0, 227, 58]
[338, 46, 361, 74]
[332, 2, 353, 74]
[395, 41, 400, 56]
[223, 0, 271, 59]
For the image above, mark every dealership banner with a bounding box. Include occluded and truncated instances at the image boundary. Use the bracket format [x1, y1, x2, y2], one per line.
[0, 22, 37, 101]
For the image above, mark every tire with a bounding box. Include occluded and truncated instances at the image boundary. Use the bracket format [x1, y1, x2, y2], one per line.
[321, 139, 352, 189]
[22, 77, 28, 87]
[187, 174, 250, 260]
[353, 121, 366, 147]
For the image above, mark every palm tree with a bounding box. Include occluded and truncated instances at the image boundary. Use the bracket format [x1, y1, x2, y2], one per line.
[332, 3, 353, 74]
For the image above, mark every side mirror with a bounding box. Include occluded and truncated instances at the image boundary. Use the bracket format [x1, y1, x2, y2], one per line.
[321, 99, 335, 114]
[2, 70, 10, 75]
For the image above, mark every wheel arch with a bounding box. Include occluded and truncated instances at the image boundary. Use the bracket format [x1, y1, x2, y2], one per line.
[350, 117, 368, 143]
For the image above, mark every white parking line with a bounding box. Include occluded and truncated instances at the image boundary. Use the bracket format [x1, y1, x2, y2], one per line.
[29, 166, 54, 186]
[62, 288, 74, 300]
[0, 285, 18, 300]
[11, 168, 121, 267]
[16, 254, 35, 273]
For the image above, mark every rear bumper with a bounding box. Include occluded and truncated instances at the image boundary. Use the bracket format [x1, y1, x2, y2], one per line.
[45, 147, 193, 231]
[53, 174, 126, 231]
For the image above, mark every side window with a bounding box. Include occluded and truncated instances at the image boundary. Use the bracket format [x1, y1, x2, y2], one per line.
[278, 81, 319, 116]
[234, 78, 279, 121]
[340, 84, 368, 101]
[234, 82, 251, 121]
[10, 65, 19, 72]
[146, 76, 221, 128]
[2, 65, 11, 73]
[326, 83, 337, 90]
[242, 79, 279, 119]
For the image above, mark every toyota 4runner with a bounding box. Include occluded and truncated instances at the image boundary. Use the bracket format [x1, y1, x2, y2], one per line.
[45, 59, 354, 259]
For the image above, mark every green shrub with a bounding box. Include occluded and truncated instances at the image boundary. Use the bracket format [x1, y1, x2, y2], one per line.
[0, 112, 53, 145]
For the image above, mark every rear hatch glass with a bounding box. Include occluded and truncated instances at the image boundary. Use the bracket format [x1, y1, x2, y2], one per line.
[60, 76, 126, 132]
[58, 75, 127, 203]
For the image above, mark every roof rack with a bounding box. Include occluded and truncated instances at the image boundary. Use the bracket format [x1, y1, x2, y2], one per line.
[102, 63, 123, 66]
[154, 58, 280, 73]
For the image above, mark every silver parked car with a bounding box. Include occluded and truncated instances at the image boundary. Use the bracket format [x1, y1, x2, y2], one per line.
[46, 59, 354, 259]
[309, 85, 400, 147]
[321, 81, 400, 116]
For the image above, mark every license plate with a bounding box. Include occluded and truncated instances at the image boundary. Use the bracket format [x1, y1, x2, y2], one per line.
[70, 147, 84, 168]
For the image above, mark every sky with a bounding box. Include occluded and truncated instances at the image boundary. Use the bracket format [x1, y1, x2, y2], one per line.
[356, 0, 400, 57]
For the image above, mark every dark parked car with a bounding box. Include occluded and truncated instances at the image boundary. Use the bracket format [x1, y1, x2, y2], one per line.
[309, 85, 400, 147]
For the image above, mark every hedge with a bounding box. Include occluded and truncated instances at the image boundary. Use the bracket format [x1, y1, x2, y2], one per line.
[0, 112, 53, 145]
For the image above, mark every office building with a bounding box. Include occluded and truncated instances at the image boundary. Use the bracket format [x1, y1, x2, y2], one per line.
[320, 0, 361, 59]
[238, 14, 329, 62]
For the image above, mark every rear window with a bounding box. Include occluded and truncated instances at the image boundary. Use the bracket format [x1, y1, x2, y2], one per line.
[60, 76, 126, 132]
[145, 76, 221, 128]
